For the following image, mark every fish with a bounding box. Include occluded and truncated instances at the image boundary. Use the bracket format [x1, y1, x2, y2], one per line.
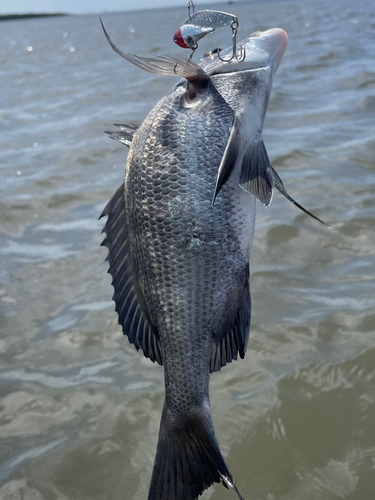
[99, 21, 323, 500]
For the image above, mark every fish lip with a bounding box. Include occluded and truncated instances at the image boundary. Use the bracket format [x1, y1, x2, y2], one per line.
[202, 28, 288, 76]
[258, 28, 288, 74]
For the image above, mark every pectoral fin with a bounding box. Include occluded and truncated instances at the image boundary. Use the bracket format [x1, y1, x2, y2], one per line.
[240, 139, 273, 206]
[212, 124, 274, 207]
[272, 167, 330, 227]
[210, 267, 251, 373]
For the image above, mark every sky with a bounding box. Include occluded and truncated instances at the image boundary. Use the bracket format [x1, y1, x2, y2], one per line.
[0, 0, 224, 15]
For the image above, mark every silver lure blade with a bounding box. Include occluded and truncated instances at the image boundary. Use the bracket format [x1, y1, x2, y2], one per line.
[185, 10, 237, 30]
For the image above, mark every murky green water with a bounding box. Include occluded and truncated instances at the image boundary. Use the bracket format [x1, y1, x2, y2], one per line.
[1, 0, 374, 498]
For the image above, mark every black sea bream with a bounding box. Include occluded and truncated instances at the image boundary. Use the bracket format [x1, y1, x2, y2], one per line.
[100, 26, 289, 500]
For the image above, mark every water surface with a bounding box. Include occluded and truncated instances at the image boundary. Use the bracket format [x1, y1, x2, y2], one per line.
[1, 0, 375, 498]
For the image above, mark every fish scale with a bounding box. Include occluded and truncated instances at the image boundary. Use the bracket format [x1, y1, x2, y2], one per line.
[125, 85, 250, 418]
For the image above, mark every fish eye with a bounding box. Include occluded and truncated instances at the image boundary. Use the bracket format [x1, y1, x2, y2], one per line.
[182, 80, 209, 108]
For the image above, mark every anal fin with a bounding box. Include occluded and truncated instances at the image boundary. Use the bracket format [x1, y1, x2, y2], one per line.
[100, 184, 163, 365]
[210, 271, 251, 373]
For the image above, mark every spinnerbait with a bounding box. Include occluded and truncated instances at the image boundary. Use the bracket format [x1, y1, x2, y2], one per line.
[173, 0, 246, 61]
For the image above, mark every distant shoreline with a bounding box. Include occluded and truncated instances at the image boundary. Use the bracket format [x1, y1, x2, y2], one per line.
[0, 13, 68, 21]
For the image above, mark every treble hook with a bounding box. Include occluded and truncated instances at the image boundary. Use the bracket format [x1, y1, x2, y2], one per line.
[217, 18, 246, 63]
[188, 0, 195, 20]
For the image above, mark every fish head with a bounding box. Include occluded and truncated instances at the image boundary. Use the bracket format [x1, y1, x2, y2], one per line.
[201, 28, 288, 78]
[200, 28, 288, 206]
[200, 28, 288, 131]
[100, 18, 287, 124]
[171, 28, 288, 115]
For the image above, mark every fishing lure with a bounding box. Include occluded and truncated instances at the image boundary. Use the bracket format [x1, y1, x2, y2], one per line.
[173, 0, 245, 61]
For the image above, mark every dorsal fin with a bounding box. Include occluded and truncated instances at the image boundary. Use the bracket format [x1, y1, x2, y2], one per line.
[100, 184, 163, 365]
[105, 123, 139, 147]
[210, 269, 251, 373]
[100, 18, 209, 83]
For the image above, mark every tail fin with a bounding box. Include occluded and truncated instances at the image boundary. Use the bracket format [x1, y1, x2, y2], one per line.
[148, 403, 244, 500]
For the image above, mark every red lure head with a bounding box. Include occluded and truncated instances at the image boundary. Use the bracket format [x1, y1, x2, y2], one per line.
[173, 28, 189, 49]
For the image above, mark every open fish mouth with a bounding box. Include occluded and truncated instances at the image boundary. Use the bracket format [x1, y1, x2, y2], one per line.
[202, 28, 288, 76]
